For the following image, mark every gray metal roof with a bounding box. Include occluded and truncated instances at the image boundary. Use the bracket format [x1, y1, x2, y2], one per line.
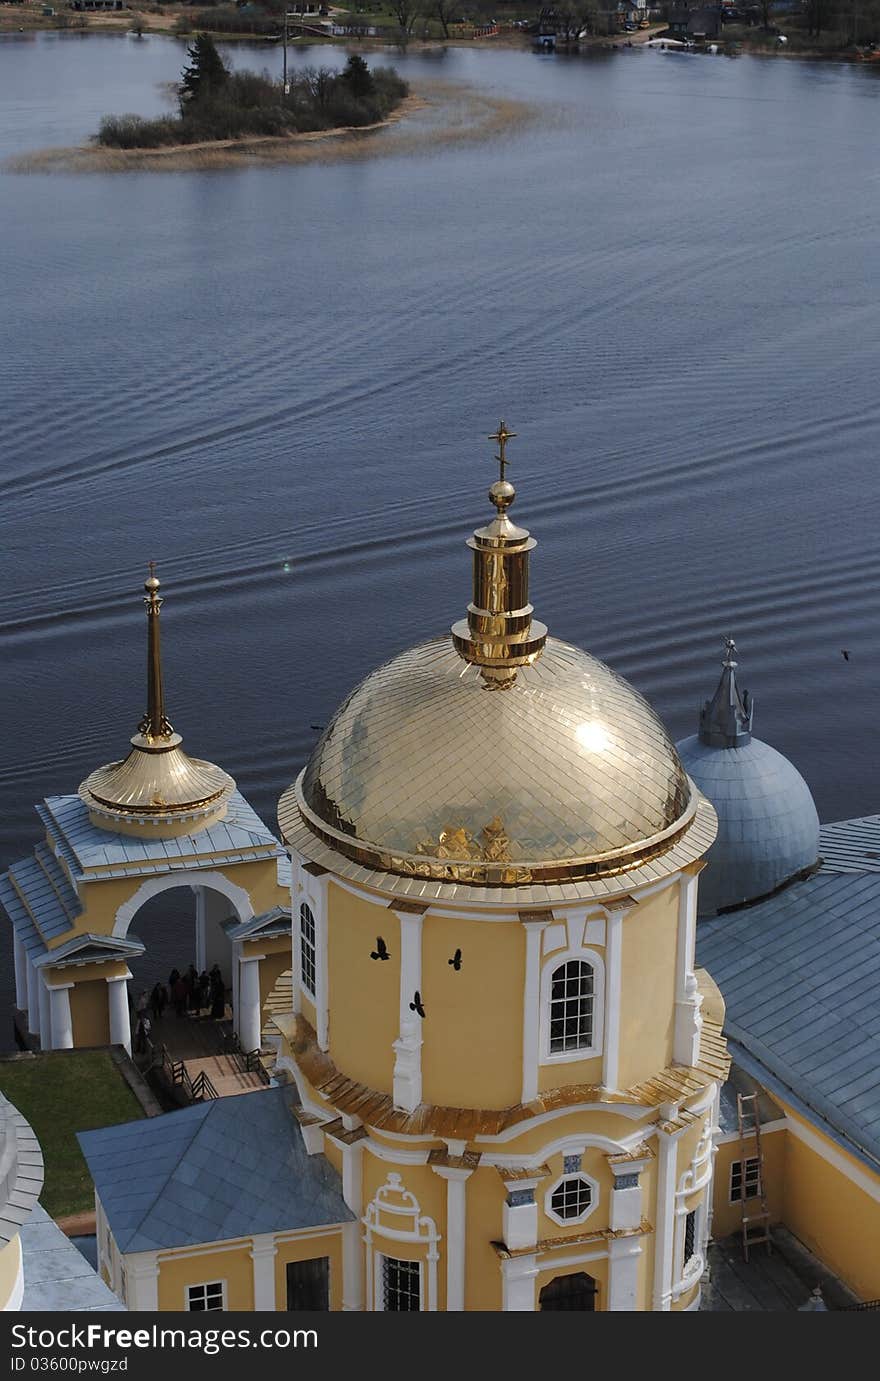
[33, 933, 145, 971]
[819, 815, 880, 875]
[36, 791, 282, 882]
[697, 869, 880, 1170]
[78, 1085, 353, 1254]
[20, 1206, 124, 1312]
[224, 906, 291, 943]
[0, 873, 47, 962]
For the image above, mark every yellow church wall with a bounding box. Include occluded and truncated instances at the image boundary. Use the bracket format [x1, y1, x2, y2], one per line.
[481, 1106, 651, 1161]
[537, 1147, 615, 1239]
[777, 1102, 880, 1302]
[617, 886, 678, 1089]
[0, 1236, 21, 1310]
[256, 946, 290, 1014]
[537, 1054, 603, 1095]
[157, 1242, 255, 1312]
[463, 1168, 504, 1311]
[69, 977, 111, 1047]
[710, 1129, 786, 1240]
[421, 913, 523, 1110]
[274, 1230, 345, 1311]
[326, 883, 399, 1094]
[322, 1136, 343, 1177]
[298, 989, 317, 1035]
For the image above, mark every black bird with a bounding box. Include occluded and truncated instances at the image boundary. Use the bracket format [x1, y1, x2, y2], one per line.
[448, 949, 462, 971]
[841, 650, 850, 662]
[410, 991, 426, 1018]
[310, 723, 325, 731]
[370, 937, 390, 961]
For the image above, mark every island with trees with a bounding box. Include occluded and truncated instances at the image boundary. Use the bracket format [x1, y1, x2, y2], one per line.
[97, 37, 409, 148]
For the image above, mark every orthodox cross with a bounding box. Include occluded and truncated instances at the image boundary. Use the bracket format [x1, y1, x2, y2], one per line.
[488, 420, 516, 483]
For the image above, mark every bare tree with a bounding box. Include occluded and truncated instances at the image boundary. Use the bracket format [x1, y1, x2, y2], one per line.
[435, 0, 459, 38]
[392, 0, 420, 33]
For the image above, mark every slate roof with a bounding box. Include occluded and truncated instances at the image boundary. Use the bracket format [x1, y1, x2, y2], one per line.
[224, 906, 291, 943]
[697, 867, 880, 1170]
[36, 791, 282, 882]
[20, 1206, 124, 1312]
[78, 1085, 353, 1254]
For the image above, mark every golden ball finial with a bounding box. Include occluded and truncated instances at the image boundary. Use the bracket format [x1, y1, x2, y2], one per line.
[144, 559, 160, 596]
[489, 478, 516, 515]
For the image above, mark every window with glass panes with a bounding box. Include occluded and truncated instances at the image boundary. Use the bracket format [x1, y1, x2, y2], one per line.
[549, 1176, 592, 1221]
[187, 1281, 224, 1311]
[381, 1256, 421, 1311]
[300, 902, 316, 998]
[730, 1156, 762, 1202]
[549, 960, 594, 1053]
[683, 1211, 697, 1269]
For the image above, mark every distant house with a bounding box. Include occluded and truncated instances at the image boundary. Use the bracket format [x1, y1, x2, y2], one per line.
[667, 4, 723, 36]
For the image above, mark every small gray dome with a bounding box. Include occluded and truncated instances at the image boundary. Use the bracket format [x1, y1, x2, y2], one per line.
[677, 640, 819, 916]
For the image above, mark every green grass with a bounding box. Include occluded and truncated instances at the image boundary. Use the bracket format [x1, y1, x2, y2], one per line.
[0, 1052, 145, 1219]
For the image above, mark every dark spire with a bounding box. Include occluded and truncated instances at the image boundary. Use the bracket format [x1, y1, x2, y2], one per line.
[699, 637, 753, 748]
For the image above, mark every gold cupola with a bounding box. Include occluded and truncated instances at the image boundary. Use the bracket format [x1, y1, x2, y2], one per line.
[451, 422, 547, 686]
[79, 567, 235, 834]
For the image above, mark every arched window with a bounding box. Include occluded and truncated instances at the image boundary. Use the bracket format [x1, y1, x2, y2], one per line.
[539, 1272, 597, 1312]
[549, 959, 594, 1054]
[300, 902, 316, 998]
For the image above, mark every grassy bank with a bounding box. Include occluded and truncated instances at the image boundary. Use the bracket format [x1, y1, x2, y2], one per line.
[0, 1051, 144, 1219]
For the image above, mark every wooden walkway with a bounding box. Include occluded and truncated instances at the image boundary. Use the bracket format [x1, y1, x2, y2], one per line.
[702, 1231, 860, 1310]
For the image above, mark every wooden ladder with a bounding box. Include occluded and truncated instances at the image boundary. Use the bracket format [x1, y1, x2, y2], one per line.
[737, 1091, 771, 1261]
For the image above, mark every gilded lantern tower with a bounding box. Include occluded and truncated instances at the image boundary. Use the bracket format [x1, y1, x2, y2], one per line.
[275, 426, 729, 1312]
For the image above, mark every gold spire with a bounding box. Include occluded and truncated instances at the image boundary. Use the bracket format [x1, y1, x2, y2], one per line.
[138, 563, 173, 742]
[79, 570, 235, 828]
[451, 422, 548, 686]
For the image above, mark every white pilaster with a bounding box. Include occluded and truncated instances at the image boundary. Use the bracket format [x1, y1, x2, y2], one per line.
[609, 1165, 645, 1232]
[125, 1252, 159, 1311]
[601, 904, 627, 1091]
[673, 871, 702, 1067]
[502, 1253, 538, 1311]
[232, 939, 241, 1033]
[107, 974, 131, 1056]
[501, 1176, 540, 1251]
[393, 910, 425, 1113]
[13, 936, 27, 1012]
[250, 1233, 278, 1311]
[652, 1127, 677, 1312]
[49, 983, 74, 1050]
[238, 955, 262, 1053]
[194, 886, 207, 972]
[25, 961, 40, 1038]
[521, 917, 550, 1104]
[38, 976, 51, 1051]
[432, 1166, 472, 1312]
[607, 1234, 641, 1311]
[340, 1139, 365, 1311]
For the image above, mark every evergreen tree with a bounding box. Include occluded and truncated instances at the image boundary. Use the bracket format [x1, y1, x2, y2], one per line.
[341, 54, 375, 99]
[178, 34, 229, 111]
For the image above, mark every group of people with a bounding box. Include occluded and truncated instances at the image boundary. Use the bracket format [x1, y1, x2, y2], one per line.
[132, 963, 228, 1053]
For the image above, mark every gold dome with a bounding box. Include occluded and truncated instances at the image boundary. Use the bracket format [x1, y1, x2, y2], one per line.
[290, 636, 694, 887]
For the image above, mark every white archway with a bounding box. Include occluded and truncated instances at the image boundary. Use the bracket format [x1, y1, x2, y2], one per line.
[113, 870, 254, 938]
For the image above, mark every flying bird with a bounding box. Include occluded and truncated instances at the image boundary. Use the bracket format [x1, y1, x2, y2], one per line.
[410, 991, 426, 1018]
[370, 937, 390, 961]
[448, 949, 462, 971]
[310, 723, 325, 731]
[841, 651, 850, 662]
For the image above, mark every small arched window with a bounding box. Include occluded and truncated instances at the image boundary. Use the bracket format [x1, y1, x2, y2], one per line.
[300, 902, 316, 998]
[549, 959, 594, 1054]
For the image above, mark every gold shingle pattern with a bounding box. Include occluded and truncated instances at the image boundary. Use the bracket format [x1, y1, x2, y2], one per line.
[295, 636, 692, 884]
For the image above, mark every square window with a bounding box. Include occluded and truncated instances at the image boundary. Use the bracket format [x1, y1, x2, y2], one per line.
[187, 1281, 224, 1311]
[730, 1156, 762, 1202]
[381, 1256, 420, 1311]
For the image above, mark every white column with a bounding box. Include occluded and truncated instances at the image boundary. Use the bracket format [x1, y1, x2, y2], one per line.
[38, 977, 51, 1051]
[194, 886, 207, 972]
[674, 871, 702, 1066]
[107, 974, 131, 1056]
[340, 1139, 364, 1311]
[232, 940, 242, 1035]
[652, 1127, 678, 1312]
[49, 983, 74, 1049]
[607, 1235, 641, 1311]
[602, 904, 627, 1091]
[521, 918, 550, 1104]
[432, 1166, 471, 1312]
[125, 1253, 159, 1311]
[393, 910, 425, 1113]
[26, 962, 40, 1038]
[13, 936, 27, 1012]
[609, 1168, 643, 1232]
[239, 955, 262, 1053]
[502, 1254, 538, 1311]
[250, 1233, 278, 1311]
[501, 1180, 540, 1251]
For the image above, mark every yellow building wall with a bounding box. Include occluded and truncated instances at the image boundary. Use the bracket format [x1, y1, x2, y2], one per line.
[157, 1243, 255, 1312]
[617, 886, 678, 1089]
[326, 883, 399, 1094]
[274, 1231, 344, 1311]
[779, 1104, 880, 1302]
[257, 945, 291, 1014]
[421, 913, 524, 1110]
[463, 1167, 504, 1311]
[711, 1129, 786, 1240]
[69, 977, 111, 1047]
[0, 1236, 21, 1310]
[537, 1147, 615, 1239]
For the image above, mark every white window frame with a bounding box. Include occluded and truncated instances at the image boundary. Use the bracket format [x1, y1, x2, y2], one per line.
[377, 1254, 423, 1312]
[729, 1156, 762, 1204]
[186, 1279, 227, 1312]
[299, 901, 317, 999]
[539, 948, 605, 1065]
[544, 1172, 599, 1228]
